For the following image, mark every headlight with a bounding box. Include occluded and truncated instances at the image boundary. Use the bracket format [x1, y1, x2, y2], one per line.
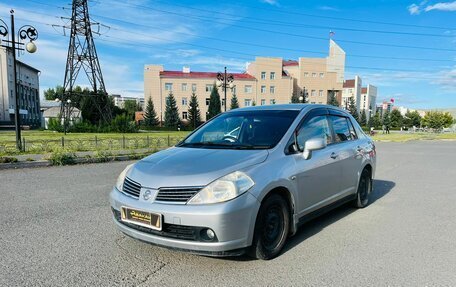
[187, 171, 254, 205]
[115, 164, 134, 191]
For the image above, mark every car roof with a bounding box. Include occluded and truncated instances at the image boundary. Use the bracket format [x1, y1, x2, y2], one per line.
[227, 104, 344, 113]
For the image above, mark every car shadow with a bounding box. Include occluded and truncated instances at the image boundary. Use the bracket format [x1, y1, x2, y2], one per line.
[227, 179, 395, 261]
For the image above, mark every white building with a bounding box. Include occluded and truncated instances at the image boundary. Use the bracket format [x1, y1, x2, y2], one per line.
[0, 48, 41, 128]
[360, 84, 377, 118]
[342, 75, 362, 111]
[112, 94, 145, 110]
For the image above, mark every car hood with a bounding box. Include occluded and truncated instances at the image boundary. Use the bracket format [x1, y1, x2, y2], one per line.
[128, 147, 269, 188]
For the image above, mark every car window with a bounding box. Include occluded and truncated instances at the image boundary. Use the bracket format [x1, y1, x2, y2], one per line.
[296, 115, 332, 151]
[330, 115, 353, 142]
[347, 118, 358, 140]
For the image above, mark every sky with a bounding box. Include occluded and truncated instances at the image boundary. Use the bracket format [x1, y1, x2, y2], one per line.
[0, 0, 455, 109]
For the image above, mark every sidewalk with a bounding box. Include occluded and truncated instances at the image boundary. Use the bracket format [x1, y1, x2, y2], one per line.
[0, 148, 155, 170]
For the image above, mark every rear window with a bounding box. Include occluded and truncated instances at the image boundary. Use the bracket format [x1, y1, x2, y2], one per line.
[329, 115, 354, 142]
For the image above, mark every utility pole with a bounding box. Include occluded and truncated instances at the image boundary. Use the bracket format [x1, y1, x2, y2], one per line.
[216, 67, 234, 112]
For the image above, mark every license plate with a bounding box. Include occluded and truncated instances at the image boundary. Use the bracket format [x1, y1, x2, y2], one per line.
[120, 207, 162, 231]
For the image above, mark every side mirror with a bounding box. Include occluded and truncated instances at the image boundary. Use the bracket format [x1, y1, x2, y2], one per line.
[303, 137, 326, 160]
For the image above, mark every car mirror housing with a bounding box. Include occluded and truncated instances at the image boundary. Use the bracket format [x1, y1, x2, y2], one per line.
[303, 137, 326, 160]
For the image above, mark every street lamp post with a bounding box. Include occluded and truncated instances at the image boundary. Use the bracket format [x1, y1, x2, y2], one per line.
[0, 10, 38, 151]
[216, 67, 234, 112]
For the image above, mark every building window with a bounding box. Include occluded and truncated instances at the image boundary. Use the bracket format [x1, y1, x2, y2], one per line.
[181, 83, 187, 91]
[244, 85, 252, 93]
[261, 85, 266, 93]
[244, 99, 252, 107]
[319, 90, 323, 97]
[165, 83, 173, 91]
[304, 72, 309, 77]
[182, 112, 188, 120]
[206, 84, 213, 92]
[319, 73, 324, 78]
[261, 72, 266, 80]
[261, 99, 266, 105]
[206, 98, 210, 106]
[270, 72, 275, 80]
[311, 90, 316, 97]
[192, 84, 197, 92]
[310, 102, 315, 104]
[182, 97, 187, 106]
[312, 73, 317, 78]
[270, 86, 275, 94]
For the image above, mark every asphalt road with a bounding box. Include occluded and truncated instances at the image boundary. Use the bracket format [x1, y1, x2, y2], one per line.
[1, 141, 455, 286]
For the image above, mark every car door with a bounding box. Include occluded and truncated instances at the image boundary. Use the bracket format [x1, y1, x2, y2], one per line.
[328, 112, 363, 197]
[291, 110, 342, 216]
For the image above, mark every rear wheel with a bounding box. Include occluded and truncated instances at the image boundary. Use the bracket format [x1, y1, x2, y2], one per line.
[248, 194, 290, 260]
[354, 169, 372, 208]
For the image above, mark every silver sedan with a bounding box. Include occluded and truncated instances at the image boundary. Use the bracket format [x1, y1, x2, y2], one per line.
[110, 104, 376, 260]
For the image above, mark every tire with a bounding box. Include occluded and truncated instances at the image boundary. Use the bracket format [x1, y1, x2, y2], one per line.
[353, 168, 372, 208]
[248, 194, 290, 260]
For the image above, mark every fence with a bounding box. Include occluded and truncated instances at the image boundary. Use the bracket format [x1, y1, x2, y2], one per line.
[0, 135, 185, 155]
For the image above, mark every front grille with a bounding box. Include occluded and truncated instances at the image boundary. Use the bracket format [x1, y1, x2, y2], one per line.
[155, 187, 201, 203]
[112, 208, 217, 242]
[122, 177, 141, 198]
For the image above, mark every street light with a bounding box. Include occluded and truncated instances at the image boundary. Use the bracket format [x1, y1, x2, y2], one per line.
[54, 98, 72, 135]
[216, 67, 234, 112]
[0, 10, 38, 151]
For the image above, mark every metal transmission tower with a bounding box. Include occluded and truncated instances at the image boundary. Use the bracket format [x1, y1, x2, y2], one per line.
[62, 0, 110, 128]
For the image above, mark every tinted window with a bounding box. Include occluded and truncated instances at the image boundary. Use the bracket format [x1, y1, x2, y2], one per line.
[330, 116, 352, 142]
[180, 110, 299, 149]
[296, 116, 332, 151]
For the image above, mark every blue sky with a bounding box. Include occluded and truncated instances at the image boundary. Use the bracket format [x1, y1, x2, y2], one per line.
[1, 0, 455, 109]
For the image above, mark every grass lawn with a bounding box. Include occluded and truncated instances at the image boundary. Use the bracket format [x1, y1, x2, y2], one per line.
[0, 130, 191, 156]
[371, 132, 456, 142]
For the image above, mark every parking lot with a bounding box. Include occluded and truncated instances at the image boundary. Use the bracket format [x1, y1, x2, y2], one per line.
[1, 141, 455, 286]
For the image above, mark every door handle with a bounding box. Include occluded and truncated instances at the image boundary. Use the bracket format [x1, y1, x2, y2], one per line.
[330, 152, 338, 159]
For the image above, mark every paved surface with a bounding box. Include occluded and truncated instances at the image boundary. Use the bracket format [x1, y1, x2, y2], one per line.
[1, 141, 455, 286]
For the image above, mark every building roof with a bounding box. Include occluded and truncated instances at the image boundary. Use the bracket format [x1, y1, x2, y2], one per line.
[282, 60, 299, 67]
[43, 106, 81, 118]
[160, 71, 255, 80]
[17, 60, 40, 73]
[343, 79, 355, 88]
[361, 87, 367, 94]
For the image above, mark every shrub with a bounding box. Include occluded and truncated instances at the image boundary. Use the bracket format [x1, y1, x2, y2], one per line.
[47, 118, 63, 132]
[111, 114, 138, 133]
[0, 157, 18, 163]
[94, 150, 114, 162]
[26, 157, 35, 162]
[48, 149, 76, 166]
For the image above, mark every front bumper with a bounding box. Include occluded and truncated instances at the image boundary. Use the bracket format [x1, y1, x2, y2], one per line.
[109, 187, 261, 255]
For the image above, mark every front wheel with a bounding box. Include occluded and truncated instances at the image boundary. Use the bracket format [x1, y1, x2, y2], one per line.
[353, 169, 372, 208]
[248, 194, 290, 260]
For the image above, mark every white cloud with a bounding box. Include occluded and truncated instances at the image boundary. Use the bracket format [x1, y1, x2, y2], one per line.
[408, 3, 422, 14]
[318, 6, 340, 11]
[425, 1, 456, 11]
[260, 0, 279, 6]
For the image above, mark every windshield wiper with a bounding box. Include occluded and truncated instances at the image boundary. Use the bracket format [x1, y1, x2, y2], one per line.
[230, 144, 271, 150]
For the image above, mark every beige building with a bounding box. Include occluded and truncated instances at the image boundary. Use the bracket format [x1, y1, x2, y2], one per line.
[0, 48, 41, 128]
[342, 76, 362, 111]
[144, 40, 346, 122]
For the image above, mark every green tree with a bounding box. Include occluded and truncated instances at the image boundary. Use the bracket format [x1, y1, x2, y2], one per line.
[347, 97, 359, 122]
[124, 99, 142, 120]
[230, 94, 239, 110]
[360, 110, 367, 127]
[382, 110, 391, 128]
[164, 92, 180, 128]
[404, 110, 422, 128]
[252, 100, 256, 106]
[421, 111, 454, 130]
[291, 93, 300, 103]
[188, 93, 201, 129]
[371, 112, 382, 129]
[143, 97, 159, 127]
[207, 83, 221, 119]
[327, 91, 339, 107]
[390, 109, 403, 128]
[44, 85, 65, 101]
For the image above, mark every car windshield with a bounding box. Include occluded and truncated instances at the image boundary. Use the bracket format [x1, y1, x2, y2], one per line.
[178, 110, 300, 149]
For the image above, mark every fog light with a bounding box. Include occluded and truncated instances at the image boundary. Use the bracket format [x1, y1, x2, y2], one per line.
[206, 229, 215, 239]
[143, 190, 152, 201]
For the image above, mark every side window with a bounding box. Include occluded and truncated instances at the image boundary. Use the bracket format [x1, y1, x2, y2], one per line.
[296, 116, 332, 151]
[347, 118, 358, 140]
[330, 116, 352, 142]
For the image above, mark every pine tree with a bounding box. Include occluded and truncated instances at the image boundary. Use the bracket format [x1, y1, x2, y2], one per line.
[360, 109, 367, 127]
[164, 92, 180, 128]
[390, 109, 403, 128]
[144, 97, 159, 127]
[207, 83, 221, 119]
[230, 94, 239, 110]
[348, 97, 359, 122]
[327, 91, 339, 107]
[188, 93, 201, 129]
[382, 110, 391, 127]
